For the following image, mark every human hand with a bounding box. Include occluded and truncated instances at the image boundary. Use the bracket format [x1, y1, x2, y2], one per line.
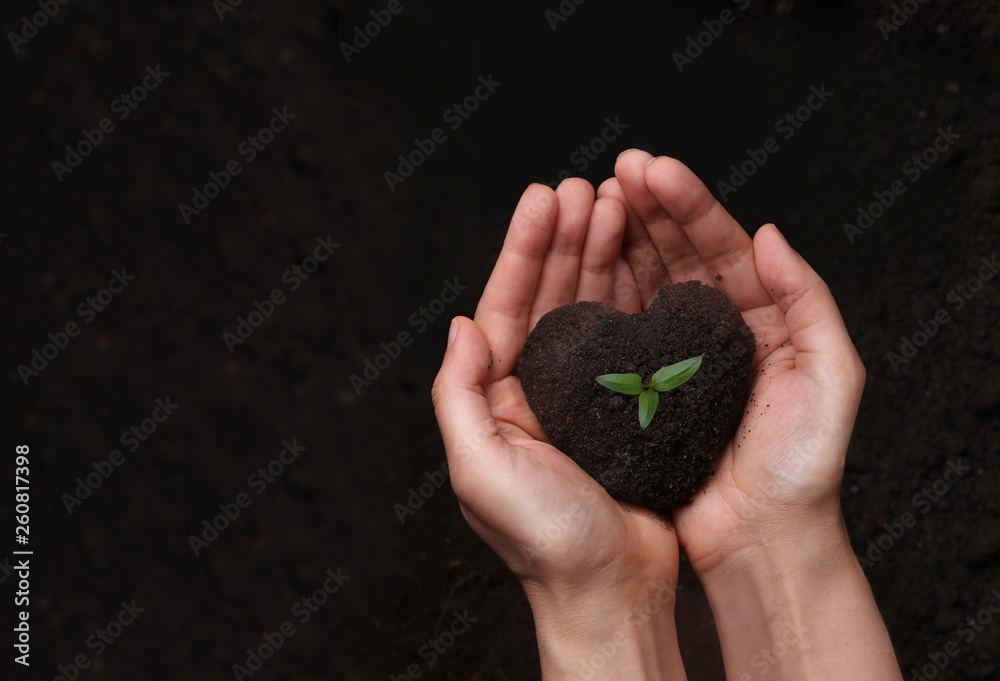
[599, 149, 866, 571]
[432, 180, 685, 681]
[599, 150, 901, 680]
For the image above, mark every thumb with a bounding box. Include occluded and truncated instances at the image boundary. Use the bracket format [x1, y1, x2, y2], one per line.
[431, 317, 502, 479]
[753, 224, 865, 392]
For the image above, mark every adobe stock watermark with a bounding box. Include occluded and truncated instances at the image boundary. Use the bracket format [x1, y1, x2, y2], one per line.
[885, 253, 997, 373]
[384, 74, 502, 192]
[231, 567, 350, 680]
[390, 610, 478, 680]
[178, 106, 297, 224]
[736, 622, 803, 681]
[17, 268, 136, 386]
[545, 0, 586, 31]
[222, 235, 340, 353]
[753, 411, 849, 506]
[12, 555, 29, 666]
[877, 0, 929, 41]
[0, 555, 28, 587]
[394, 460, 449, 524]
[339, 0, 414, 63]
[519, 495, 592, 568]
[544, 116, 630, 188]
[715, 83, 834, 203]
[909, 588, 1000, 681]
[574, 580, 680, 681]
[61, 397, 179, 514]
[349, 277, 467, 395]
[395, 420, 498, 525]
[213, 0, 245, 21]
[7, 0, 72, 55]
[51, 65, 170, 182]
[844, 126, 960, 243]
[188, 439, 307, 556]
[50, 600, 145, 681]
[188, 437, 306, 558]
[856, 458, 970, 568]
[672, 0, 750, 73]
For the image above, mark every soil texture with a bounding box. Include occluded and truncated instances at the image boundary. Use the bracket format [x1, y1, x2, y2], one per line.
[518, 282, 755, 514]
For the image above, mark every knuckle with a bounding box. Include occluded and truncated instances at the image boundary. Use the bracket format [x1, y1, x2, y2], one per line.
[430, 377, 447, 410]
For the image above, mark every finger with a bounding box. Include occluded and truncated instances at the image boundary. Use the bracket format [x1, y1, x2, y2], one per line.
[616, 151, 714, 288]
[596, 178, 643, 312]
[576, 196, 627, 305]
[431, 317, 507, 489]
[613, 258, 642, 314]
[597, 171, 669, 308]
[475, 184, 559, 378]
[644, 156, 773, 310]
[595, 176, 621, 201]
[753, 225, 866, 396]
[597, 176, 648, 247]
[530, 179, 596, 325]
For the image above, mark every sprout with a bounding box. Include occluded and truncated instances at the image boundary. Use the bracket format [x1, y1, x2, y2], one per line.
[595, 355, 703, 430]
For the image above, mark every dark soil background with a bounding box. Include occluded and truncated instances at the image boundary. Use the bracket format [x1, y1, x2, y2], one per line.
[2, 0, 998, 680]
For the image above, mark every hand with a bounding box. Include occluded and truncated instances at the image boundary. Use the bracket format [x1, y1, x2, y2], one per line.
[432, 179, 686, 681]
[600, 150, 901, 680]
[598, 149, 867, 569]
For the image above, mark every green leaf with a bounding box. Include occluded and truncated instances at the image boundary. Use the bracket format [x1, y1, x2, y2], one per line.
[638, 389, 659, 429]
[595, 373, 644, 396]
[649, 355, 703, 392]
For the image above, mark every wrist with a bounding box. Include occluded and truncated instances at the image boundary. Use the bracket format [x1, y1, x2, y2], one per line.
[696, 499, 853, 587]
[687, 491, 849, 578]
[696, 503, 856, 632]
[695, 511, 902, 680]
[524, 576, 684, 681]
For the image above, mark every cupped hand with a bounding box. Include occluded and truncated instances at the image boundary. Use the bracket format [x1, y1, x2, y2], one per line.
[431, 179, 679, 603]
[599, 150, 867, 576]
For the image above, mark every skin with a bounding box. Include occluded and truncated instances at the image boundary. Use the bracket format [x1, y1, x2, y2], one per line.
[432, 151, 903, 681]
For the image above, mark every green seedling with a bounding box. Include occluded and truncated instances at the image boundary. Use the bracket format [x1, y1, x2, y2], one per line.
[595, 355, 704, 430]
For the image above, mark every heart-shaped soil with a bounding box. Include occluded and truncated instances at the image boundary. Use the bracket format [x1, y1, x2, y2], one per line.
[518, 281, 756, 514]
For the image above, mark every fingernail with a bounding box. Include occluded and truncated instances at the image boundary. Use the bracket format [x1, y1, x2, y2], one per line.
[447, 318, 459, 348]
[770, 223, 786, 241]
[617, 148, 640, 160]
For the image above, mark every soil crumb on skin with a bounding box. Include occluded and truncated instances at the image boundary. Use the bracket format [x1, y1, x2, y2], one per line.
[518, 281, 755, 514]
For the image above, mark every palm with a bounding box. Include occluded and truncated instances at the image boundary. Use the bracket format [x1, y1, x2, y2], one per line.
[481, 373, 679, 583]
[672, 340, 829, 568]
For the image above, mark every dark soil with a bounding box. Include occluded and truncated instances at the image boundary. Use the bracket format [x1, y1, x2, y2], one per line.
[3, 1, 1000, 680]
[518, 282, 755, 514]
